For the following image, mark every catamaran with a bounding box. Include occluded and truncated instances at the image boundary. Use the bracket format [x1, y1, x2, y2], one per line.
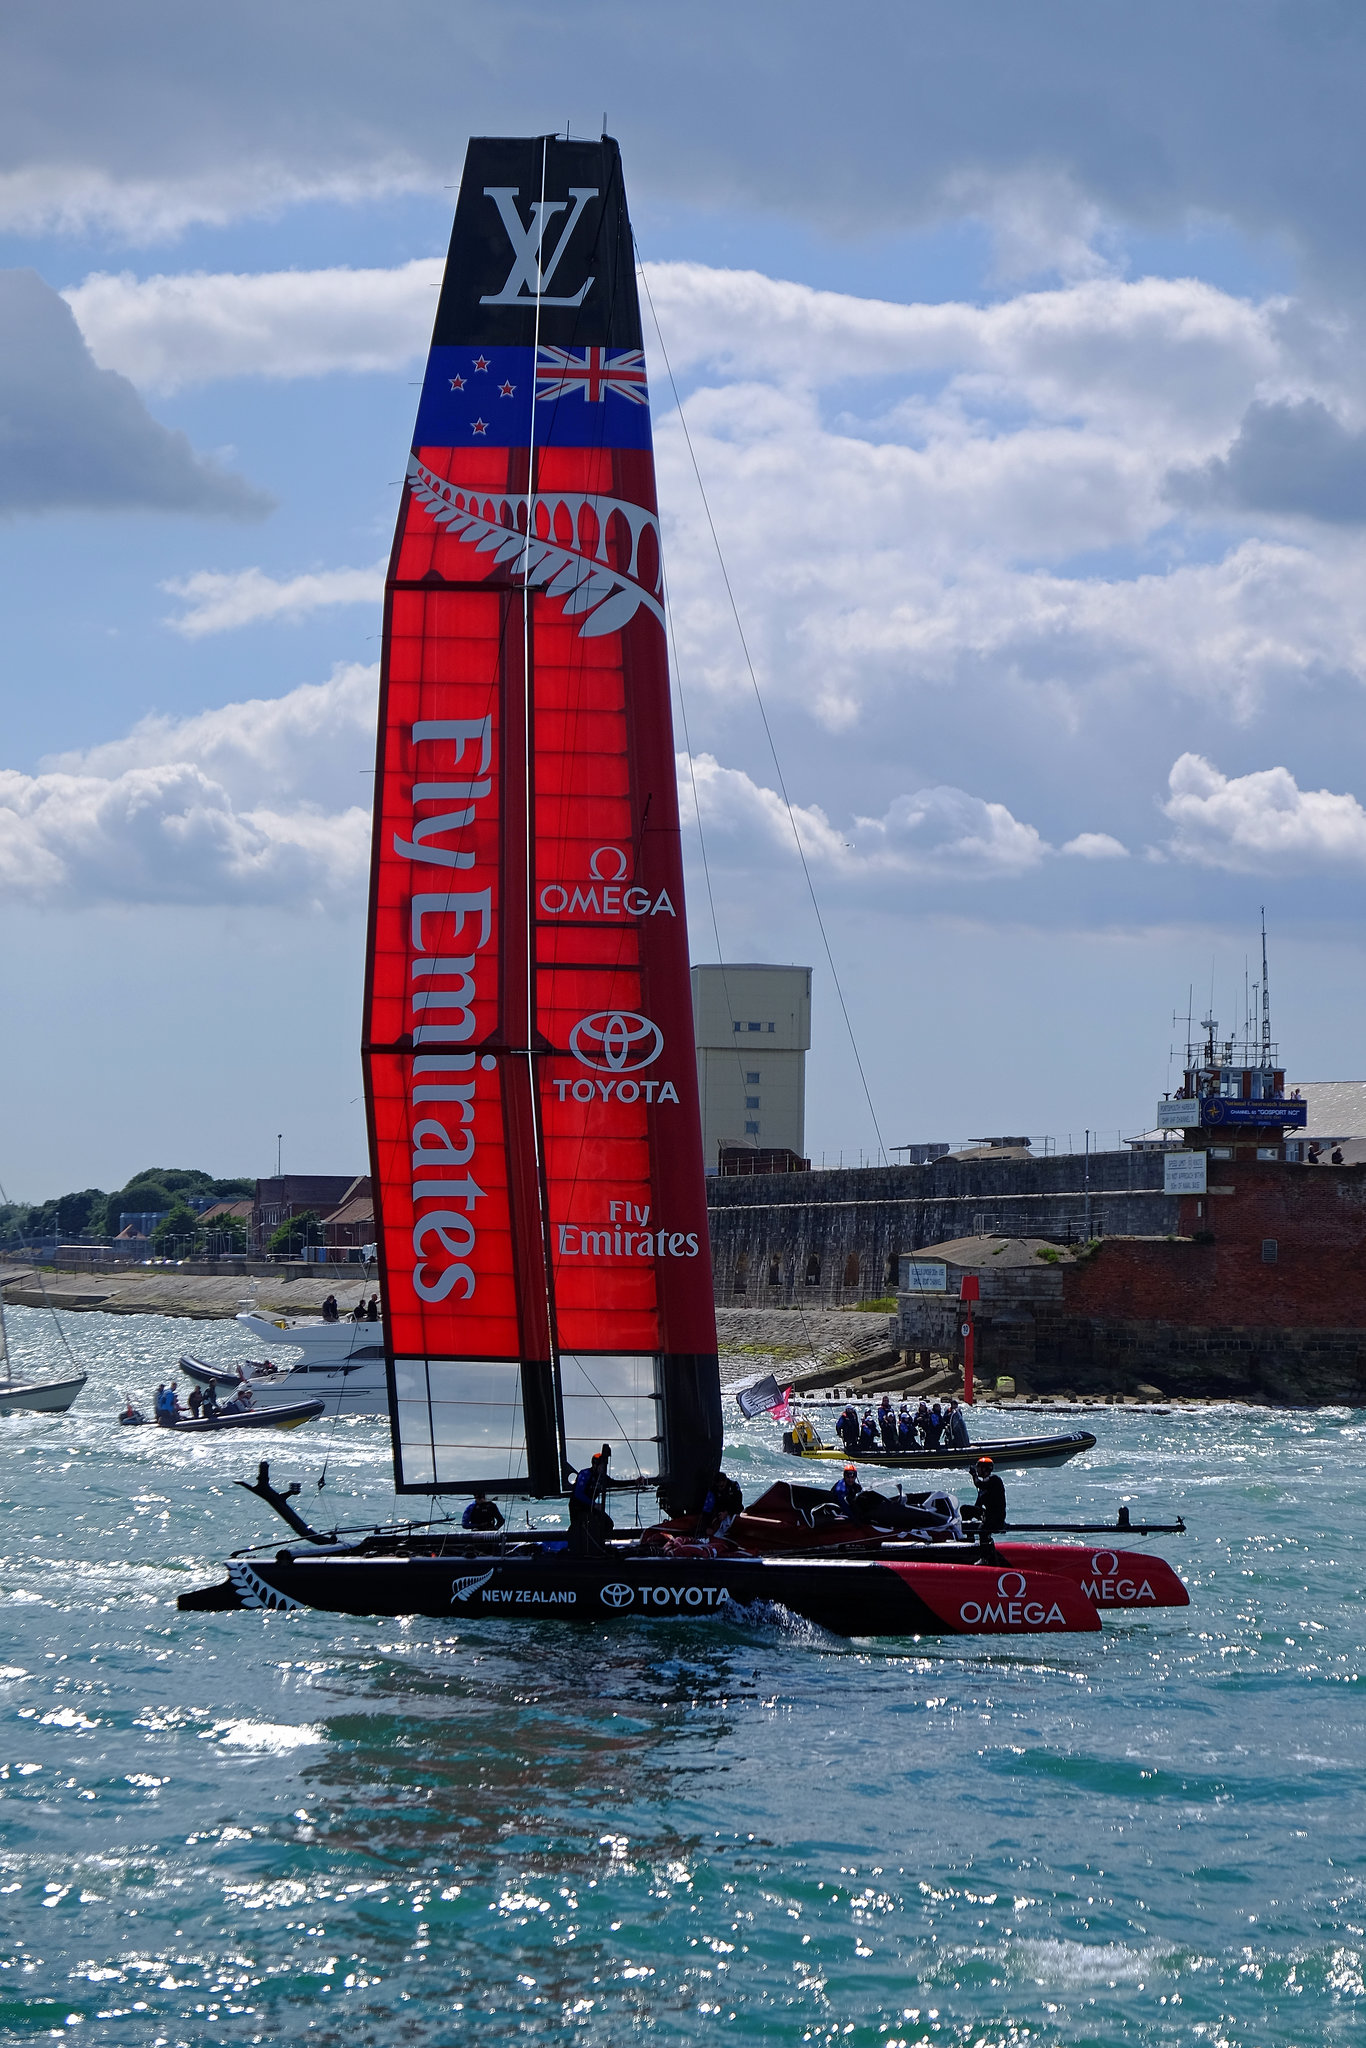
[181, 135, 1187, 1636]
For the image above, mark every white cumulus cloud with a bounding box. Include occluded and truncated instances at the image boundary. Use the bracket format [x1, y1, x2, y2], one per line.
[65, 260, 440, 393]
[6, 664, 380, 909]
[679, 751, 1047, 878]
[162, 561, 385, 636]
[1162, 753, 1366, 869]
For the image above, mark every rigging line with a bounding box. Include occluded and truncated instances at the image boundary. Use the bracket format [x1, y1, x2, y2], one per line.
[661, 553, 823, 1365]
[0, 1175, 79, 1371]
[635, 249, 888, 1166]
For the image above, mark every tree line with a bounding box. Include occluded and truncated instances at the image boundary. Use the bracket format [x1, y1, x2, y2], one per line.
[0, 1167, 255, 1255]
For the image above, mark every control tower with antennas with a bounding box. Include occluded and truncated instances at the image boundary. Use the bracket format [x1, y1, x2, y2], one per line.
[1155, 912, 1308, 1156]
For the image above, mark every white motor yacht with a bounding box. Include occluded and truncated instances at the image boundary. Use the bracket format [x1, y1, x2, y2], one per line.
[180, 1310, 387, 1417]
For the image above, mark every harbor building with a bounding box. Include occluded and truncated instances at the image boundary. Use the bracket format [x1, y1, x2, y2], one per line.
[691, 963, 811, 1172]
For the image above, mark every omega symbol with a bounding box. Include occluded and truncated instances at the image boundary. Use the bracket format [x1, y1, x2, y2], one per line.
[588, 847, 628, 881]
[1090, 1551, 1120, 1575]
[996, 1571, 1029, 1599]
[569, 1010, 664, 1073]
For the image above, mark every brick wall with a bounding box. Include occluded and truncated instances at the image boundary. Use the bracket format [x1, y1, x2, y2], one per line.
[1065, 1160, 1366, 1328]
[1046, 1160, 1366, 1401]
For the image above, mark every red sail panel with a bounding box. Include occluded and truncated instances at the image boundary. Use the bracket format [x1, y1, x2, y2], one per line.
[364, 135, 720, 1496]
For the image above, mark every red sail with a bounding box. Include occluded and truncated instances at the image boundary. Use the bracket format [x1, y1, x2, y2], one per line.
[365, 137, 720, 1496]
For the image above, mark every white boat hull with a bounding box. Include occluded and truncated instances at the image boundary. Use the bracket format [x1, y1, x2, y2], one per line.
[189, 1363, 387, 1417]
[0, 1373, 87, 1415]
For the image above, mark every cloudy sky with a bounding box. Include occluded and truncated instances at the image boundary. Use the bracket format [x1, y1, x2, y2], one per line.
[4, 0, 1366, 1197]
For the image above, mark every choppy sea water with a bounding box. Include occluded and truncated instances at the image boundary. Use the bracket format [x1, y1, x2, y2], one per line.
[0, 1305, 1362, 2047]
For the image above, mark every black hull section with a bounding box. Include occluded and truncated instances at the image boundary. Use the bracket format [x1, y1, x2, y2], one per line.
[178, 1548, 1100, 1636]
[784, 1430, 1096, 1471]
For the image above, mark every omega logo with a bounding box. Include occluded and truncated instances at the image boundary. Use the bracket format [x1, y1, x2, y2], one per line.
[588, 847, 628, 881]
[1090, 1551, 1120, 1575]
[996, 1570, 1029, 1599]
[569, 1010, 664, 1073]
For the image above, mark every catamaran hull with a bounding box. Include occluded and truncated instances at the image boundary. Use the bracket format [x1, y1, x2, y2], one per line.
[783, 1430, 1096, 1471]
[1, 1373, 87, 1415]
[179, 1551, 1101, 1635]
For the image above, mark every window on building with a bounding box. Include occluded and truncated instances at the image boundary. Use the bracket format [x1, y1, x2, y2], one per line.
[1262, 1238, 1278, 1263]
[804, 1252, 821, 1285]
[1256, 1147, 1279, 1160]
[747, 1021, 761, 1032]
[767, 1022, 775, 1032]
[746, 1071, 759, 1083]
[745, 1095, 760, 1109]
[842, 1251, 860, 1287]
[1209, 1146, 1232, 1160]
[768, 1254, 781, 1285]
[744, 1120, 760, 1134]
[732, 1021, 741, 1032]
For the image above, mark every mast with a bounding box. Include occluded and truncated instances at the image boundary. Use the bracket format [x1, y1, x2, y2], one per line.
[1260, 905, 1272, 1067]
[364, 136, 721, 1501]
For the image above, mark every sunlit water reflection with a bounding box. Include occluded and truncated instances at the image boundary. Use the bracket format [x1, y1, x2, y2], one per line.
[0, 1306, 1362, 2044]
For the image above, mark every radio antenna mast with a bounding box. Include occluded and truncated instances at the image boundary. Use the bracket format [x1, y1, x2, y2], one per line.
[1260, 906, 1272, 1064]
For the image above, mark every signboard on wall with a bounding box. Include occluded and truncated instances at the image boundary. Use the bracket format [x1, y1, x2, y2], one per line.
[1157, 1100, 1200, 1128]
[1164, 1151, 1208, 1194]
[900, 1261, 948, 1292]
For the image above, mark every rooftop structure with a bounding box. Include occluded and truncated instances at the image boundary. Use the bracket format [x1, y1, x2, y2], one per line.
[692, 963, 811, 1172]
[1155, 915, 1307, 1158]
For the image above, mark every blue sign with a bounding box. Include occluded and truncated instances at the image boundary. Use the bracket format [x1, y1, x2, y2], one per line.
[1200, 1099, 1307, 1127]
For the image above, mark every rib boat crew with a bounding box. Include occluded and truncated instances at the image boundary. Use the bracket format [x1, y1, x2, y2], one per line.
[181, 135, 1188, 1637]
[179, 1306, 388, 1417]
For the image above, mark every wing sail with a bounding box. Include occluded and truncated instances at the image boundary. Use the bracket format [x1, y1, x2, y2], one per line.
[365, 136, 720, 1497]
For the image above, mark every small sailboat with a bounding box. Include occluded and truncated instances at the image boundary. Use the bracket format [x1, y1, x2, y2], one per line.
[181, 136, 1184, 1637]
[0, 1287, 87, 1415]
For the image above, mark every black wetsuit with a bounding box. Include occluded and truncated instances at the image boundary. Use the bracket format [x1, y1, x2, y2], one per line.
[975, 1472, 1007, 1535]
[568, 1457, 614, 1555]
[463, 1497, 505, 1532]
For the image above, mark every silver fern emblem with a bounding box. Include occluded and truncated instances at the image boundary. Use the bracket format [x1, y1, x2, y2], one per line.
[406, 457, 665, 638]
[450, 1568, 496, 1604]
[227, 1561, 304, 1612]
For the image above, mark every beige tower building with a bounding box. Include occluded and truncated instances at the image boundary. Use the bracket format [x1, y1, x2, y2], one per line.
[691, 963, 812, 1170]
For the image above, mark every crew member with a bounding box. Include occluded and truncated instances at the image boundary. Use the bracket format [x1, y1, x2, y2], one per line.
[971, 1454, 1007, 1551]
[835, 1405, 860, 1454]
[832, 1463, 865, 1517]
[568, 1443, 614, 1556]
[462, 1487, 505, 1532]
[700, 1470, 744, 1536]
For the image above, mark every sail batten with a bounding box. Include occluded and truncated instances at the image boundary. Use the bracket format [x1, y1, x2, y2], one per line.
[365, 136, 721, 1498]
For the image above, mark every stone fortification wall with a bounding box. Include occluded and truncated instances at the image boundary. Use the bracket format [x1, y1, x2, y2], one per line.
[885, 1162, 1366, 1403]
[705, 1150, 1175, 1308]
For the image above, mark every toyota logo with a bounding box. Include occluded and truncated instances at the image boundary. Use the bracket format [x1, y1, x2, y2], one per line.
[1090, 1551, 1120, 1575]
[599, 1581, 635, 1609]
[569, 1011, 664, 1073]
[996, 1570, 1029, 1599]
